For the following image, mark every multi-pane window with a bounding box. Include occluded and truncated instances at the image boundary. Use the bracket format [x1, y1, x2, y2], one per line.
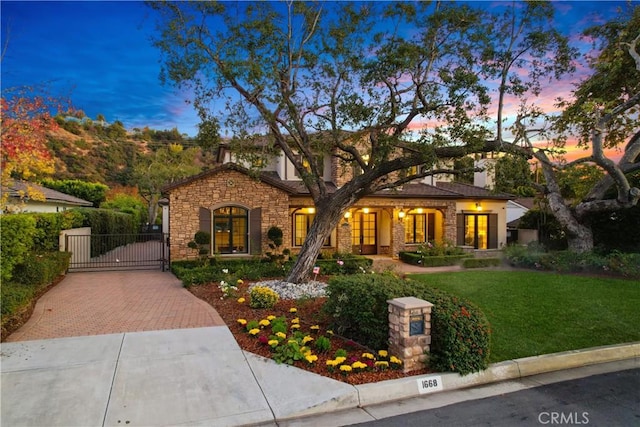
[293, 212, 330, 246]
[404, 212, 435, 243]
[213, 206, 248, 254]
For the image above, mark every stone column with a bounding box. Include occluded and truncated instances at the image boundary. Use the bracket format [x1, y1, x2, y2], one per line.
[337, 220, 352, 254]
[387, 297, 434, 373]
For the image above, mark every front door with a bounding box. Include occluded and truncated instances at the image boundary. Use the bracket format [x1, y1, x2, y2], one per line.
[352, 212, 377, 255]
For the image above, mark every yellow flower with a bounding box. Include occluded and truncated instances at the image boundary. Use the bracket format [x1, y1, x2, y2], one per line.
[275, 332, 286, 339]
[291, 317, 300, 324]
[237, 319, 247, 325]
[390, 356, 402, 365]
[310, 325, 320, 330]
[268, 340, 279, 347]
[327, 330, 334, 335]
[305, 354, 318, 364]
[259, 319, 270, 327]
[237, 297, 246, 304]
[378, 350, 388, 358]
[352, 361, 367, 369]
[289, 307, 297, 313]
[290, 324, 301, 329]
[339, 365, 352, 372]
[375, 361, 389, 368]
[237, 279, 244, 285]
[334, 356, 346, 364]
[302, 336, 314, 344]
[326, 359, 340, 367]
[267, 315, 276, 320]
[249, 328, 260, 335]
[288, 339, 298, 345]
[361, 352, 375, 360]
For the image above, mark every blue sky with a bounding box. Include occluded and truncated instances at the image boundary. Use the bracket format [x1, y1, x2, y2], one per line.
[0, 1, 632, 137]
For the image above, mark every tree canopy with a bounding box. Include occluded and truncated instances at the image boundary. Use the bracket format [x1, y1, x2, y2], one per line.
[150, 1, 640, 280]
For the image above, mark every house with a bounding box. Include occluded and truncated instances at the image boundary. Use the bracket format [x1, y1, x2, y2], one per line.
[2, 181, 93, 214]
[163, 146, 515, 262]
[506, 197, 538, 245]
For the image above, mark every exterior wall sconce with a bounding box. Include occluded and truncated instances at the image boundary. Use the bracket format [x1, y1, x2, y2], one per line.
[344, 211, 351, 219]
[398, 210, 406, 220]
[475, 203, 482, 212]
[363, 207, 370, 214]
[416, 208, 424, 214]
[308, 207, 316, 214]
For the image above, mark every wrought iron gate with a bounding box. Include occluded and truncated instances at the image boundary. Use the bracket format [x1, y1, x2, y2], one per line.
[65, 233, 169, 272]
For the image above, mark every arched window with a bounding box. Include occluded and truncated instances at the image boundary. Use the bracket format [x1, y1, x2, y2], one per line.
[213, 206, 248, 254]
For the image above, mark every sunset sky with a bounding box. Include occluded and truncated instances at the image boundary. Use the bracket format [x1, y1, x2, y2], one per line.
[1, 0, 631, 153]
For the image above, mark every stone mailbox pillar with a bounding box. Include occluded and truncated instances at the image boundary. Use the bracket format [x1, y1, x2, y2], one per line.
[387, 297, 434, 373]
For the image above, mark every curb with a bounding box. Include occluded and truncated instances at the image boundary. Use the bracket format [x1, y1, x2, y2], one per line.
[268, 341, 640, 424]
[353, 341, 640, 408]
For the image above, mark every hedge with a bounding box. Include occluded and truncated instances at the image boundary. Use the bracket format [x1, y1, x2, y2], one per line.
[322, 274, 490, 375]
[32, 210, 84, 252]
[1, 251, 71, 339]
[0, 214, 37, 282]
[314, 255, 373, 275]
[462, 258, 502, 269]
[399, 251, 469, 267]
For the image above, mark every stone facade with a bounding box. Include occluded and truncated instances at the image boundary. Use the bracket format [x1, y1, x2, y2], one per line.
[167, 170, 290, 261]
[387, 297, 434, 373]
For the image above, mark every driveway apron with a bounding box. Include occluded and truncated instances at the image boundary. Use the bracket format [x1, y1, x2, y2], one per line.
[5, 270, 226, 342]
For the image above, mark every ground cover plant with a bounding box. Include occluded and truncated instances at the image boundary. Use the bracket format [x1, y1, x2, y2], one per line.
[410, 271, 640, 362]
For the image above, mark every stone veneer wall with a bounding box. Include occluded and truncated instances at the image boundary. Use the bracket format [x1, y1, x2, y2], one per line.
[167, 170, 291, 261]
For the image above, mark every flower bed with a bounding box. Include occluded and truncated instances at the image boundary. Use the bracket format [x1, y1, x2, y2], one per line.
[188, 280, 432, 385]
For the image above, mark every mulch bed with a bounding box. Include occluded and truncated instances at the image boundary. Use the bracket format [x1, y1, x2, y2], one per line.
[188, 280, 432, 385]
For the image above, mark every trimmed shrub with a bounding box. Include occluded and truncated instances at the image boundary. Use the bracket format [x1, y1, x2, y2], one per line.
[315, 255, 373, 275]
[504, 245, 640, 279]
[171, 259, 291, 286]
[399, 251, 468, 267]
[2, 251, 71, 336]
[31, 210, 84, 252]
[462, 258, 502, 269]
[323, 274, 490, 375]
[0, 214, 37, 282]
[13, 252, 71, 287]
[249, 286, 279, 309]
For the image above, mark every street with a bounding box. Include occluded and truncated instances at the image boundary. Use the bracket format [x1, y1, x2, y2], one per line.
[351, 368, 640, 426]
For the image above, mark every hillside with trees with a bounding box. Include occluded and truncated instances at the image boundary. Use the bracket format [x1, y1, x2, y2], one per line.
[46, 112, 201, 187]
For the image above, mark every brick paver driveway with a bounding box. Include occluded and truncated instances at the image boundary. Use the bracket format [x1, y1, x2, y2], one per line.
[5, 271, 225, 342]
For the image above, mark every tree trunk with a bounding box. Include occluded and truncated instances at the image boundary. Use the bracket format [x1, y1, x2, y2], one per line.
[566, 223, 594, 253]
[286, 192, 357, 283]
[147, 193, 160, 226]
[537, 159, 595, 253]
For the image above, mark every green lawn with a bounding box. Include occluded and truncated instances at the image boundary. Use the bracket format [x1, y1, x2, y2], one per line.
[409, 271, 640, 363]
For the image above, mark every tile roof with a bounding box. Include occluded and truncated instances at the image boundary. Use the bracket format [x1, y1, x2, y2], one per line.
[435, 181, 515, 200]
[163, 163, 515, 201]
[6, 181, 93, 206]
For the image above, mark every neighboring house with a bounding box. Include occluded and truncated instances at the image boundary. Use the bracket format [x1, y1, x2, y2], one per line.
[163, 147, 515, 262]
[506, 197, 537, 245]
[2, 181, 93, 214]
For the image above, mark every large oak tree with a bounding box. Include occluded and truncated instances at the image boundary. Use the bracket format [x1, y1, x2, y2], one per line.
[504, 5, 640, 252]
[149, 1, 586, 282]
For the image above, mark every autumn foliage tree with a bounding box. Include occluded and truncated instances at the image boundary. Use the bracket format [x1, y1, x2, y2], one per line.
[1, 89, 60, 208]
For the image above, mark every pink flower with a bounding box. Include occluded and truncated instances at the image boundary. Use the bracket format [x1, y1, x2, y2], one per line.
[337, 260, 344, 266]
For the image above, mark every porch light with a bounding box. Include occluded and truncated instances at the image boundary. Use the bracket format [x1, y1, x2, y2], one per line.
[416, 208, 424, 214]
[308, 207, 316, 214]
[363, 207, 370, 214]
[343, 211, 351, 219]
[398, 210, 406, 219]
[475, 203, 482, 211]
